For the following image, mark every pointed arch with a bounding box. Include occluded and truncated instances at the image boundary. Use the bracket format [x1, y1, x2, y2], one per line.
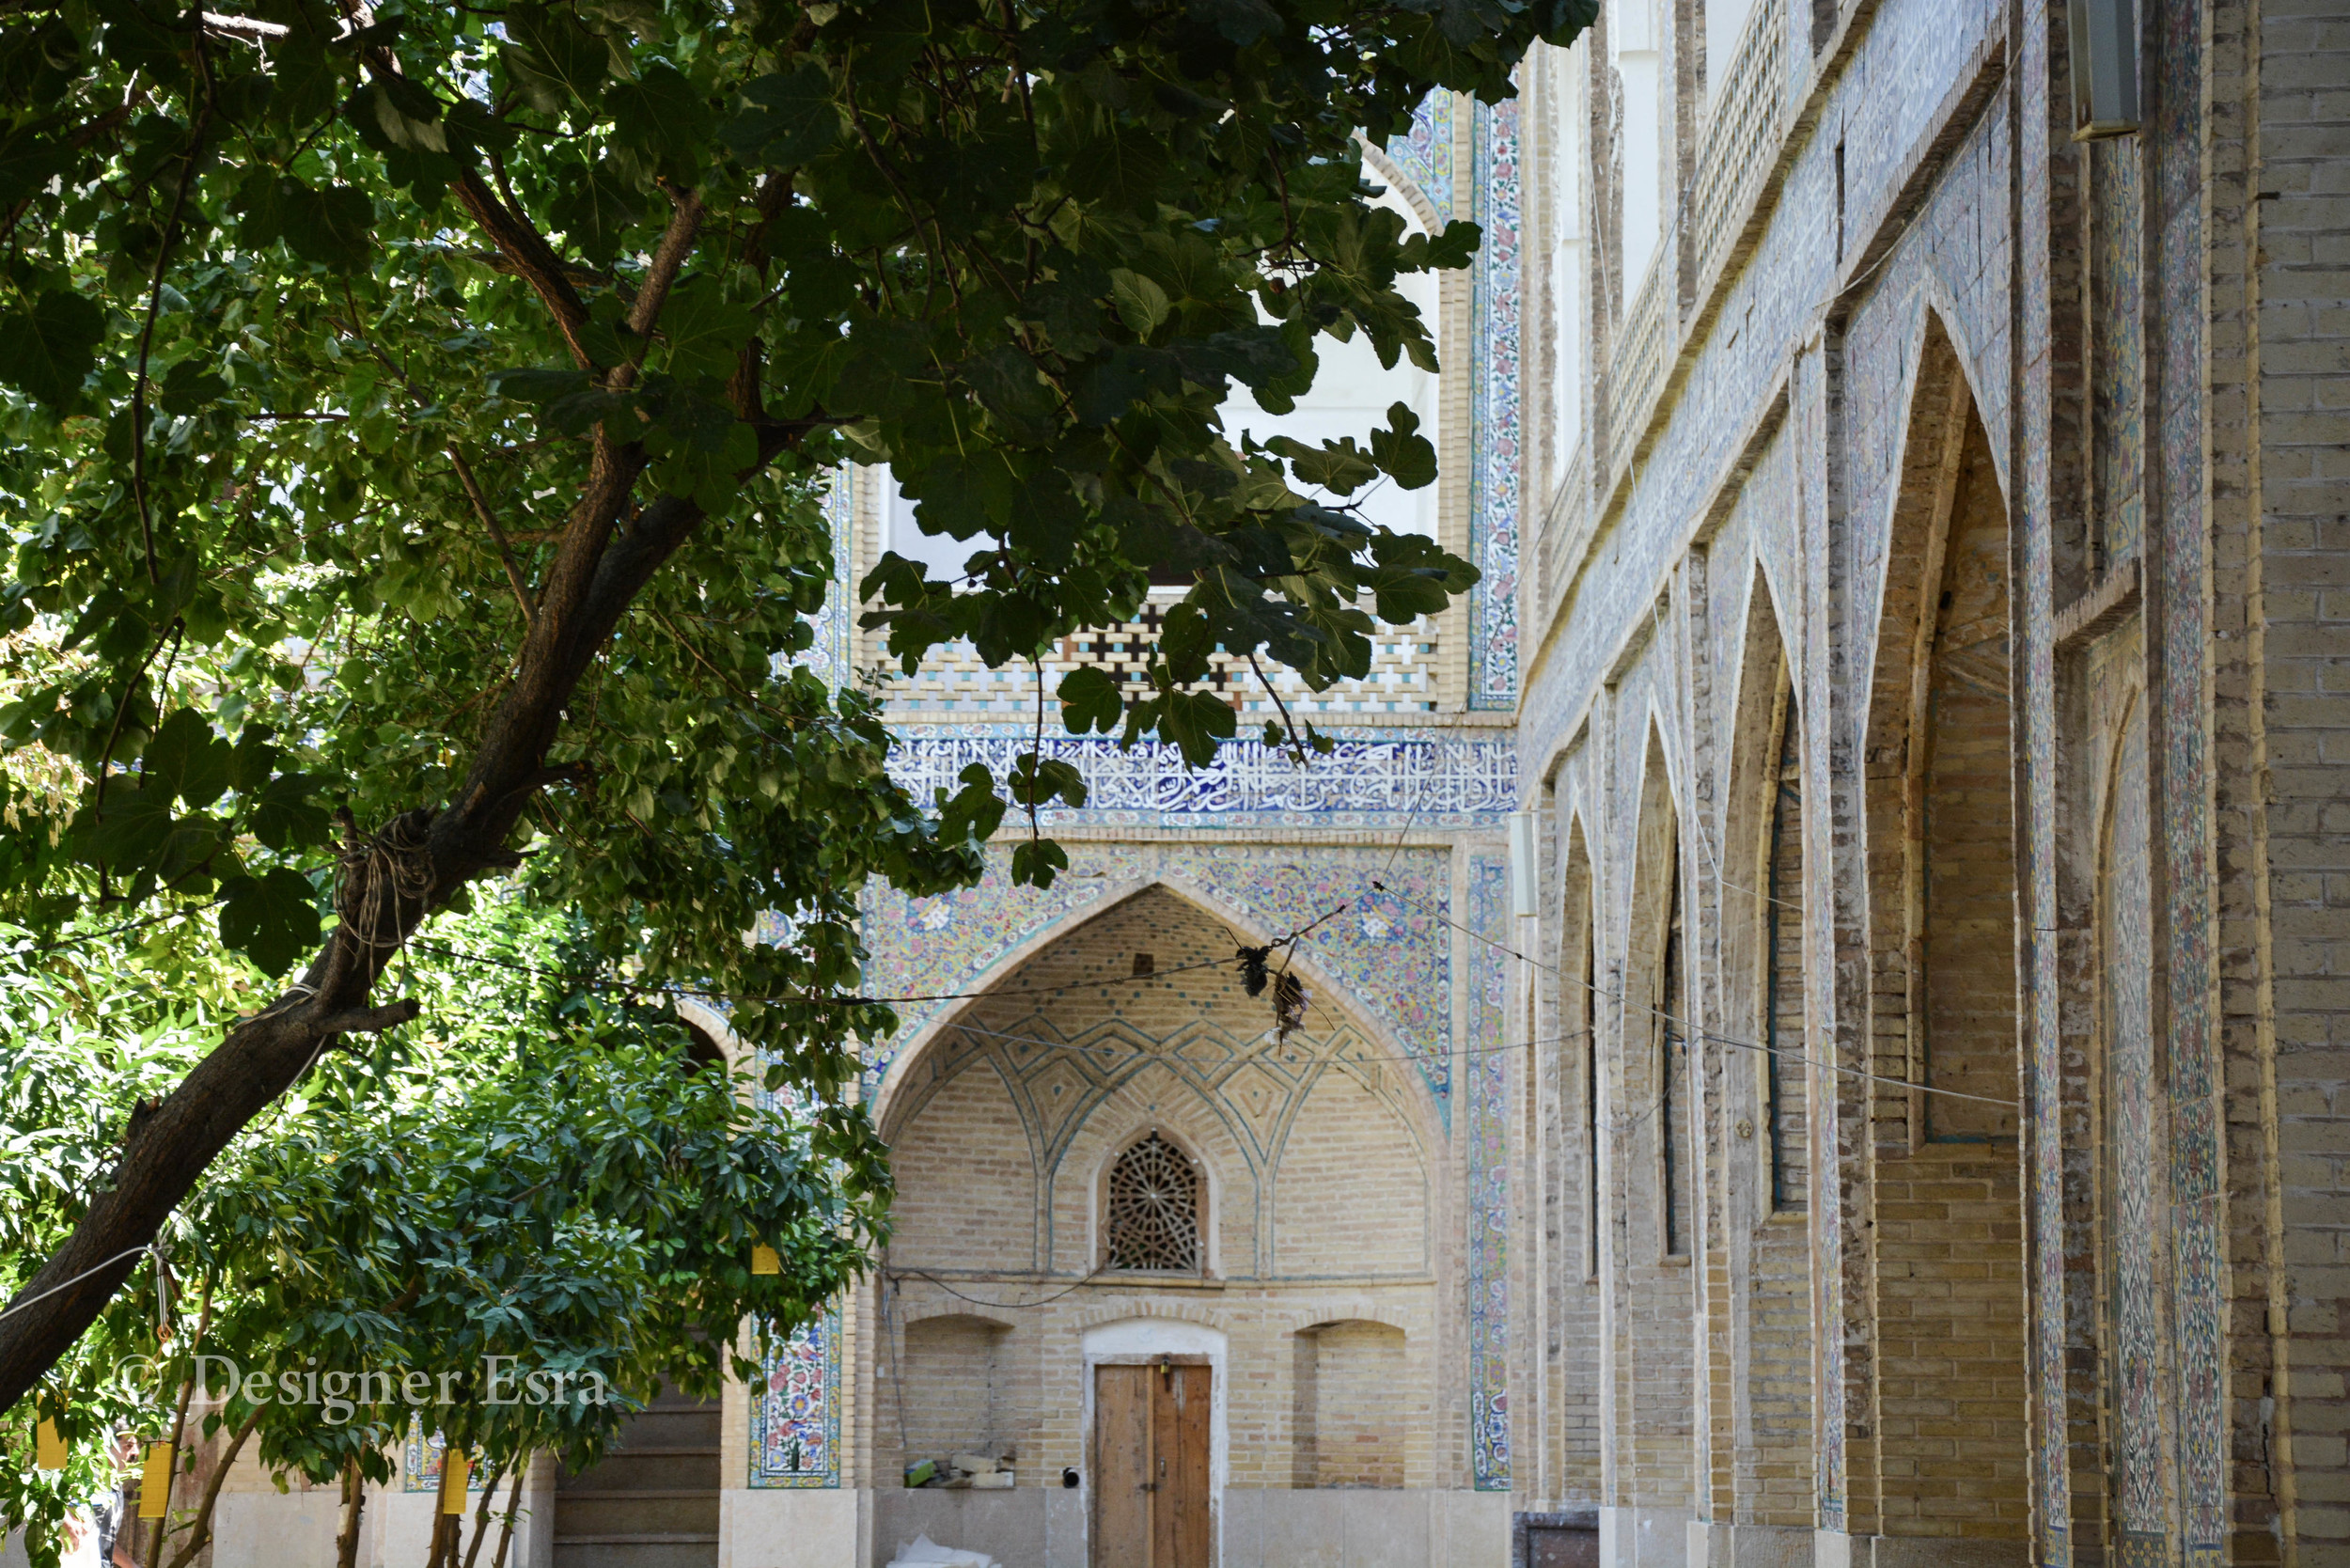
[1623, 722, 1692, 1262]
[1558, 812, 1601, 1285]
[1720, 563, 1807, 1210]
[1852, 302, 2031, 1544]
[872, 876, 1450, 1159]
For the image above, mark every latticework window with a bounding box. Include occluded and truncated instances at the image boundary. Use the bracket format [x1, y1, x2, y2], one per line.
[1104, 1135, 1202, 1272]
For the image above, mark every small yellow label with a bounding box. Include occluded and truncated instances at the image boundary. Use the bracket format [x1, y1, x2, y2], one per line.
[34, 1419, 66, 1471]
[438, 1450, 470, 1515]
[751, 1244, 781, 1276]
[137, 1441, 175, 1519]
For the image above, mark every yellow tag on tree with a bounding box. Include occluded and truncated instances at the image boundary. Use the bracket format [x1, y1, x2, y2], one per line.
[137, 1441, 175, 1519]
[34, 1419, 66, 1471]
[751, 1244, 781, 1276]
[438, 1450, 470, 1515]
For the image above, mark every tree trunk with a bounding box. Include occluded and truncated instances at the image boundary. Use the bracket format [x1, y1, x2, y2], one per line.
[0, 481, 722, 1416]
[163, 1408, 260, 1568]
[458, 1466, 506, 1568]
[488, 1453, 527, 1568]
[335, 1458, 366, 1568]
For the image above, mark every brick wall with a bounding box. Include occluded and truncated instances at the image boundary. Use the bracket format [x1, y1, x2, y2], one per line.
[2251, 0, 2350, 1550]
[873, 884, 1447, 1497]
[1298, 1321, 1412, 1488]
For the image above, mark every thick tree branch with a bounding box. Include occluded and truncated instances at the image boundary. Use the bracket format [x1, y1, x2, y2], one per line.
[623, 190, 707, 342]
[448, 165, 594, 369]
[1, 165, 814, 1416]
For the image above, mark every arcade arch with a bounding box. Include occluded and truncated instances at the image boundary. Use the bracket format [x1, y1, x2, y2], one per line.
[870, 879, 1447, 1531]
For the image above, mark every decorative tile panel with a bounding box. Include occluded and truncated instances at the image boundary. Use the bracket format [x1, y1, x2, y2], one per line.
[1465, 855, 1512, 1489]
[860, 844, 1151, 1074]
[2106, 710, 2172, 1536]
[2146, 0, 2220, 1549]
[1385, 90, 1456, 225]
[1157, 843, 1455, 1107]
[885, 729, 1516, 831]
[860, 841, 1457, 1111]
[750, 1310, 842, 1488]
[400, 1422, 483, 1494]
[1469, 94, 1524, 712]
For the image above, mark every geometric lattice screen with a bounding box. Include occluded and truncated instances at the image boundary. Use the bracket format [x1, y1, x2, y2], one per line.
[1104, 1134, 1202, 1273]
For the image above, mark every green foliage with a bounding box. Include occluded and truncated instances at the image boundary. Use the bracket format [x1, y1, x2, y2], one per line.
[0, 894, 882, 1563]
[0, 0, 1590, 1450]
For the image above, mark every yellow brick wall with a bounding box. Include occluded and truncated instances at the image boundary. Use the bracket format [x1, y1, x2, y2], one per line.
[868, 884, 1446, 1496]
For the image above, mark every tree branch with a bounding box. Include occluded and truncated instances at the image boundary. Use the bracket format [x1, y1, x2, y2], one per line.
[131, 90, 212, 586]
[447, 443, 538, 631]
[623, 190, 706, 342]
[0, 166, 792, 1418]
[161, 1404, 261, 1568]
[447, 165, 594, 369]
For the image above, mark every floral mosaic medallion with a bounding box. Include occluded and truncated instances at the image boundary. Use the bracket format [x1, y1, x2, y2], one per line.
[750, 1309, 842, 1488]
[1465, 855, 1512, 1489]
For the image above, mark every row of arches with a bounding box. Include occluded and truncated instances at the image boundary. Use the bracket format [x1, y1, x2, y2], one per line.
[1525, 316, 2167, 1546]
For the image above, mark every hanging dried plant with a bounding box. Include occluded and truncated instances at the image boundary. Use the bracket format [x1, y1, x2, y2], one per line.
[1272, 971, 1308, 1044]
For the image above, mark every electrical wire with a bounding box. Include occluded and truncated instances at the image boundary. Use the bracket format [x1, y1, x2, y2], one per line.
[0, 1247, 160, 1325]
[1365, 878, 2020, 1112]
[404, 933, 1272, 1011]
[885, 1265, 1115, 1311]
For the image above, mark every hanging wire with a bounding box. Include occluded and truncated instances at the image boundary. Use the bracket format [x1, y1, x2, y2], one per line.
[403, 928, 1297, 1011]
[1364, 878, 2018, 1112]
[885, 1264, 1115, 1311]
[0, 1246, 164, 1326]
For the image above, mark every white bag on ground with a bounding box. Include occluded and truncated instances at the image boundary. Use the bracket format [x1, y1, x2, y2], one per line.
[885, 1534, 1001, 1568]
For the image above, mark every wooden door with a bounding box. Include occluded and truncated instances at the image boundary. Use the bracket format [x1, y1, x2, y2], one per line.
[1092, 1361, 1211, 1568]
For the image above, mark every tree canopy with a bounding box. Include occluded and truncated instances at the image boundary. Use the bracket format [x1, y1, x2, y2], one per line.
[0, 0, 1591, 1413]
[3, 897, 880, 1568]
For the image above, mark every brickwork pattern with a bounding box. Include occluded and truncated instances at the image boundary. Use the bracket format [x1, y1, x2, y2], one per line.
[2248, 0, 2350, 1552]
[869, 885, 1448, 1497]
[1299, 1321, 1412, 1489]
[1499, 0, 2312, 1536]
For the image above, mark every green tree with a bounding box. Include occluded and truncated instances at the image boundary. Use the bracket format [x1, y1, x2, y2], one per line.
[1, 897, 882, 1568]
[0, 0, 1591, 1409]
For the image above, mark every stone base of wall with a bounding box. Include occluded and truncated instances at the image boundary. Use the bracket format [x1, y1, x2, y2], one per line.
[1810, 1532, 2029, 1568]
[722, 1485, 1509, 1568]
[1687, 1521, 1814, 1566]
[1599, 1506, 1694, 1567]
[31, 1476, 565, 1568]
[1223, 1487, 1511, 1566]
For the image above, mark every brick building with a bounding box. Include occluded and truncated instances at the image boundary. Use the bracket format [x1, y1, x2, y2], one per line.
[175, 0, 2347, 1558]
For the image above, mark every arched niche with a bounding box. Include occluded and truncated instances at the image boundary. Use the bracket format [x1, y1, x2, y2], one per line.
[871, 876, 1450, 1163]
[1289, 1318, 1411, 1489]
[1853, 303, 2031, 1546]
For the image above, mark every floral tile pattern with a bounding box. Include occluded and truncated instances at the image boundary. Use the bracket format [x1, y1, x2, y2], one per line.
[750, 1310, 842, 1488]
[885, 729, 1517, 831]
[1468, 94, 1523, 712]
[1465, 855, 1512, 1489]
